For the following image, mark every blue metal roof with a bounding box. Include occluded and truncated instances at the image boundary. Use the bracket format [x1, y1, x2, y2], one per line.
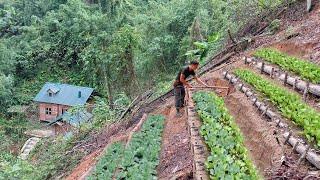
[47, 111, 93, 127]
[33, 82, 94, 106]
[63, 111, 93, 127]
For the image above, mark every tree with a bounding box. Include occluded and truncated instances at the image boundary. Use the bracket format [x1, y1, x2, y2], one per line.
[0, 73, 13, 114]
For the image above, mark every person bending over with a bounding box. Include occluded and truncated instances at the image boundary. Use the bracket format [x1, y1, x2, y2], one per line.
[173, 60, 208, 116]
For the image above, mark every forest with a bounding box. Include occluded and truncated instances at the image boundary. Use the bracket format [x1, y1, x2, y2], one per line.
[1, 0, 306, 179]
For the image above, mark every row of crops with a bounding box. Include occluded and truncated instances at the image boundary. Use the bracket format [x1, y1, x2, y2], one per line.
[235, 69, 320, 147]
[89, 115, 165, 179]
[254, 48, 320, 83]
[193, 91, 260, 179]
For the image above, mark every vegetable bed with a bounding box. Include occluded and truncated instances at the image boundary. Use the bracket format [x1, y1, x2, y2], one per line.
[235, 69, 320, 147]
[88, 142, 125, 179]
[88, 115, 165, 180]
[193, 91, 259, 179]
[254, 48, 320, 83]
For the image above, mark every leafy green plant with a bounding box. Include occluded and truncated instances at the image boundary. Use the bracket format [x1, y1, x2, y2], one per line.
[116, 115, 165, 179]
[235, 69, 320, 147]
[254, 48, 320, 83]
[193, 91, 259, 179]
[89, 115, 165, 179]
[88, 142, 125, 180]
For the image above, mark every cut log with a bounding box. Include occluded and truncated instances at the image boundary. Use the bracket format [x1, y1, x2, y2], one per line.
[245, 57, 320, 97]
[283, 132, 320, 169]
[223, 71, 286, 128]
[223, 71, 320, 169]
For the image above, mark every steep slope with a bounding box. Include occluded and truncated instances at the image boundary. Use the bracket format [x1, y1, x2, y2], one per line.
[66, 1, 320, 179]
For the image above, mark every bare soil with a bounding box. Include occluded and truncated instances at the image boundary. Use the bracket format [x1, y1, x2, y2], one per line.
[252, 2, 320, 64]
[156, 98, 193, 180]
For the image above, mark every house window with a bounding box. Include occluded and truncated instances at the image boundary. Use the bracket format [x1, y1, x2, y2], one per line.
[48, 92, 53, 97]
[45, 108, 52, 115]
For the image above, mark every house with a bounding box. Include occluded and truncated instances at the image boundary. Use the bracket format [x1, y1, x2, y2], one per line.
[33, 82, 94, 122]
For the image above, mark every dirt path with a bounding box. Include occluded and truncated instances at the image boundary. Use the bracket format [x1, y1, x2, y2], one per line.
[225, 92, 284, 174]
[156, 98, 193, 180]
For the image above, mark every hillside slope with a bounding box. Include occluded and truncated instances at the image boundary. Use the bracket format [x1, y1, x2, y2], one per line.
[65, 1, 320, 179]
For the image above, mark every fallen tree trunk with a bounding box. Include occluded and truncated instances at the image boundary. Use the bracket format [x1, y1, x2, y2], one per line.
[245, 57, 320, 97]
[120, 90, 153, 119]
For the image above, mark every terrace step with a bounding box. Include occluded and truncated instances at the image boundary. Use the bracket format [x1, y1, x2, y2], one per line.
[223, 71, 320, 169]
[187, 92, 209, 180]
[244, 56, 320, 97]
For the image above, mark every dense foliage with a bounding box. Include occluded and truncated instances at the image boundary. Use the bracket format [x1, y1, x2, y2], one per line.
[0, 0, 291, 114]
[193, 91, 259, 179]
[0, 120, 91, 179]
[0, 0, 293, 178]
[89, 115, 165, 179]
[254, 48, 320, 83]
[235, 69, 320, 147]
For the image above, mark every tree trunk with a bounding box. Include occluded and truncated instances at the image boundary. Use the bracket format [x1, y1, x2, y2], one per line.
[190, 17, 203, 48]
[124, 44, 138, 97]
[103, 64, 114, 109]
[99, 0, 108, 13]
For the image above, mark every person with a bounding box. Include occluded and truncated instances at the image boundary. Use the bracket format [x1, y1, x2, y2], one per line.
[173, 60, 208, 116]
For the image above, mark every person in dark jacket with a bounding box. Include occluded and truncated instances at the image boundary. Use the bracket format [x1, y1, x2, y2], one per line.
[173, 60, 208, 116]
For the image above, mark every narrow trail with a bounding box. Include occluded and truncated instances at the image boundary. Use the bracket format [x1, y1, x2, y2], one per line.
[156, 98, 193, 179]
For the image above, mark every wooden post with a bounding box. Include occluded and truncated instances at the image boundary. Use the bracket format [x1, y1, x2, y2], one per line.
[303, 82, 310, 101]
[284, 73, 288, 85]
[284, 131, 292, 144]
[293, 141, 300, 152]
[261, 62, 265, 74]
[240, 84, 244, 92]
[298, 145, 310, 165]
[270, 67, 274, 78]
[293, 78, 298, 90]
[226, 87, 231, 96]
[224, 71, 228, 79]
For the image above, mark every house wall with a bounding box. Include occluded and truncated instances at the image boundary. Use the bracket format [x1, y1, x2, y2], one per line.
[39, 103, 70, 121]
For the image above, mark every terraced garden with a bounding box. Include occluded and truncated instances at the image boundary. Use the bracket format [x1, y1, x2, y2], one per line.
[89, 115, 165, 179]
[235, 69, 320, 146]
[254, 48, 320, 83]
[193, 91, 260, 179]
